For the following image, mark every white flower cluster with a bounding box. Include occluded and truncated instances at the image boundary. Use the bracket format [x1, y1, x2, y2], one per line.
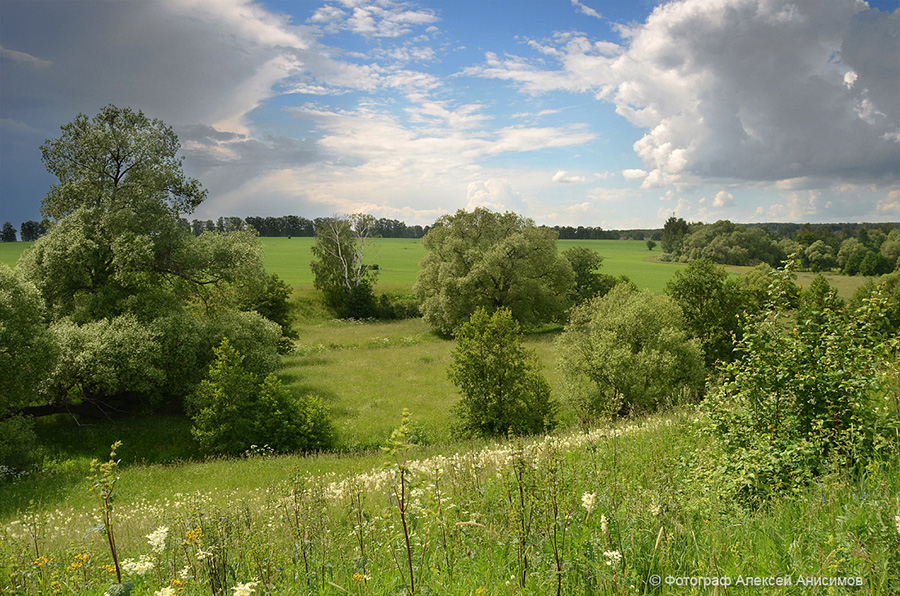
[581, 492, 596, 515]
[603, 550, 622, 566]
[121, 554, 155, 575]
[153, 587, 176, 596]
[146, 525, 168, 554]
[895, 514, 900, 536]
[233, 580, 259, 596]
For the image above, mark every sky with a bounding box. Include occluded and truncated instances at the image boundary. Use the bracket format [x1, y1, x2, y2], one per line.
[1, 0, 899, 231]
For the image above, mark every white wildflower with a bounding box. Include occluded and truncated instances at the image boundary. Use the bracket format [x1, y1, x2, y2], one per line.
[146, 525, 169, 554]
[600, 514, 608, 535]
[649, 504, 662, 517]
[154, 588, 176, 596]
[179, 565, 191, 580]
[581, 492, 596, 515]
[120, 554, 154, 575]
[603, 550, 622, 566]
[895, 514, 900, 535]
[232, 580, 259, 596]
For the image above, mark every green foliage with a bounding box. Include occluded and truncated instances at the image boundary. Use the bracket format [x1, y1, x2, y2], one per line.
[645, 239, 656, 251]
[416, 208, 574, 335]
[0, 415, 39, 471]
[701, 266, 899, 504]
[448, 308, 556, 437]
[0, 222, 16, 243]
[660, 216, 688, 255]
[17, 106, 287, 415]
[676, 221, 785, 266]
[557, 283, 704, 421]
[310, 214, 379, 318]
[375, 290, 421, 320]
[665, 259, 750, 365]
[561, 247, 618, 306]
[40, 105, 204, 219]
[188, 339, 335, 456]
[0, 264, 57, 413]
[850, 270, 900, 335]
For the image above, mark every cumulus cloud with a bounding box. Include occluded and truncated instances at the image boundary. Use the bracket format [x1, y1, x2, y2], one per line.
[466, 179, 527, 212]
[469, 0, 900, 187]
[622, 168, 648, 181]
[552, 170, 587, 183]
[712, 190, 734, 208]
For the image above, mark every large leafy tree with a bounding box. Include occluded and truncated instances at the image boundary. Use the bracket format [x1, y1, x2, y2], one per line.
[16, 106, 289, 416]
[415, 208, 574, 335]
[448, 307, 555, 438]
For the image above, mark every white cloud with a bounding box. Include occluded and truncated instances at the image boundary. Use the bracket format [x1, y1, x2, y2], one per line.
[469, 0, 900, 187]
[571, 0, 602, 20]
[466, 179, 526, 212]
[552, 170, 586, 184]
[622, 168, 648, 181]
[712, 190, 734, 208]
[0, 46, 52, 69]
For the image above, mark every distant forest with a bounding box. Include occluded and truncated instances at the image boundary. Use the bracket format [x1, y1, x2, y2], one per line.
[4, 214, 899, 253]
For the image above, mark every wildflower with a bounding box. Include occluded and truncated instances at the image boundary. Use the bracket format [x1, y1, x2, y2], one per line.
[98, 563, 116, 575]
[146, 525, 169, 554]
[121, 554, 155, 575]
[600, 514, 608, 536]
[232, 580, 259, 596]
[178, 565, 191, 580]
[154, 588, 176, 596]
[603, 550, 622, 566]
[33, 556, 49, 567]
[895, 514, 900, 535]
[649, 504, 662, 516]
[581, 492, 596, 515]
[352, 573, 371, 582]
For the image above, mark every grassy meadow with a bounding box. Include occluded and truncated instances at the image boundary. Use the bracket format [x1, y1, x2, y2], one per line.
[2, 235, 897, 594]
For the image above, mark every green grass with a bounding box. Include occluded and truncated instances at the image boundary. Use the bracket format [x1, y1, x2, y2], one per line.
[0, 241, 32, 268]
[3, 410, 897, 594]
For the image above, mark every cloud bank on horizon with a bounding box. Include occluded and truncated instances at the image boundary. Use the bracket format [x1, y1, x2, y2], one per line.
[1, 0, 898, 229]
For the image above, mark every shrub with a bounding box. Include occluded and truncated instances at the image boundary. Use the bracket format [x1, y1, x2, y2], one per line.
[188, 338, 335, 456]
[556, 283, 704, 422]
[448, 307, 556, 437]
[700, 266, 899, 504]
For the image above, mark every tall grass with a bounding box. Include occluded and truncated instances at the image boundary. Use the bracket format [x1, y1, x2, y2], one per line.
[3, 410, 897, 594]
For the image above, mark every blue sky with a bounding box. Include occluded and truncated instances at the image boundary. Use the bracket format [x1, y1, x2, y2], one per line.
[1, 0, 898, 230]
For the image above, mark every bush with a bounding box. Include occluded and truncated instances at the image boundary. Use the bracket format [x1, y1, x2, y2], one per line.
[700, 266, 899, 504]
[556, 283, 704, 422]
[448, 307, 556, 438]
[376, 291, 421, 320]
[188, 338, 335, 456]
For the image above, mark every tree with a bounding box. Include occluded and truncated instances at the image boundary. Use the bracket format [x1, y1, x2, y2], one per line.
[557, 283, 704, 421]
[665, 259, 749, 366]
[310, 214, 379, 318]
[0, 222, 16, 242]
[0, 264, 55, 468]
[561, 247, 618, 306]
[40, 105, 205, 220]
[415, 208, 574, 335]
[448, 308, 555, 437]
[20, 220, 48, 242]
[188, 338, 335, 456]
[17, 105, 288, 416]
[661, 216, 688, 255]
[646, 239, 657, 251]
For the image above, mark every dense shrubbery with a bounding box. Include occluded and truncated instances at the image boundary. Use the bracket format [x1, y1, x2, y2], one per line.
[699, 265, 900, 504]
[188, 339, 334, 456]
[448, 308, 556, 437]
[557, 283, 705, 422]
